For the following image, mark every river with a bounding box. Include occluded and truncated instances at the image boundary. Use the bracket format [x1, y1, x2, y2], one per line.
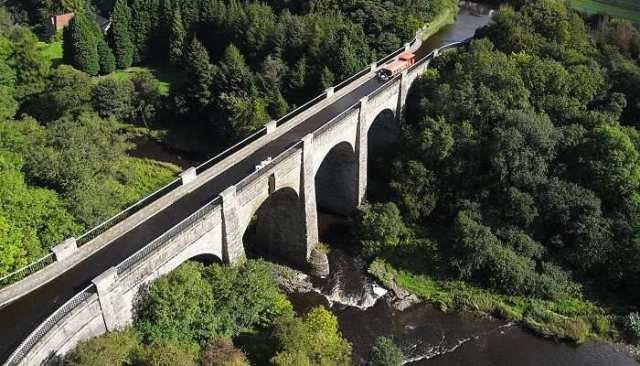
[280, 3, 640, 365]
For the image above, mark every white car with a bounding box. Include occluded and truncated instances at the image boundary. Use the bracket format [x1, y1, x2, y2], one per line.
[255, 157, 272, 171]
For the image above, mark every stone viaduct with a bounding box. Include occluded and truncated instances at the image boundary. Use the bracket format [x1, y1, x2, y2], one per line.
[1, 37, 467, 365]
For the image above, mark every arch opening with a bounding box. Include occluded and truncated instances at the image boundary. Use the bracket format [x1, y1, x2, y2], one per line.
[315, 141, 358, 217]
[367, 109, 400, 202]
[242, 187, 307, 267]
[188, 253, 223, 266]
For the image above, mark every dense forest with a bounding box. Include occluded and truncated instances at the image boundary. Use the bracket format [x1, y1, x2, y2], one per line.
[362, 0, 640, 346]
[0, 0, 456, 279]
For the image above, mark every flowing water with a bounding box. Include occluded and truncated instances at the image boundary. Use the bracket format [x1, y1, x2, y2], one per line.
[283, 214, 638, 366]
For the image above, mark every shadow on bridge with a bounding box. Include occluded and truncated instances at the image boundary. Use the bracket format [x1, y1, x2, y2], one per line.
[367, 109, 401, 202]
[242, 187, 307, 268]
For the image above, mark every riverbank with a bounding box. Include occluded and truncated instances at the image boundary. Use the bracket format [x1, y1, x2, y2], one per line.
[368, 258, 640, 362]
[419, 4, 459, 41]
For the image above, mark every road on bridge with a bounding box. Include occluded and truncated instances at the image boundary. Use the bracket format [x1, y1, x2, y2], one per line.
[0, 12, 490, 361]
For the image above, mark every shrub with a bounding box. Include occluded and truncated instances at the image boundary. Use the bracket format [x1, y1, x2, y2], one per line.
[133, 339, 199, 366]
[624, 312, 640, 343]
[357, 203, 411, 258]
[370, 336, 403, 366]
[271, 307, 352, 366]
[201, 337, 248, 366]
[92, 77, 134, 120]
[64, 329, 139, 366]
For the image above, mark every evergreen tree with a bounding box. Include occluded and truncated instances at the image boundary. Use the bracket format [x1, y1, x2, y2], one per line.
[10, 27, 49, 99]
[108, 0, 134, 69]
[129, 0, 151, 64]
[319, 66, 335, 90]
[97, 37, 116, 75]
[185, 37, 213, 110]
[216, 44, 255, 95]
[62, 13, 100, 76]
[168, 8, 186, 66]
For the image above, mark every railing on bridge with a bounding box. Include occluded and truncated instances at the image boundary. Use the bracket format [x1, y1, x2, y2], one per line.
[2, 39, 474, 366]
[0, 255, 55, 288]
[4, 284, 96, 366]
[117, 196, 222, 275]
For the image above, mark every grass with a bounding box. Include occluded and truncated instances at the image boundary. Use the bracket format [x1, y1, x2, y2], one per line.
[369, 258, 618, 344]
[38, 40, 63, 67]
[108, 157, 181, 205]
[37, 40, 183, 95]
[420, 3, 458, 40]
[110, 65, 184, 96]
[569, 0, 640, 23]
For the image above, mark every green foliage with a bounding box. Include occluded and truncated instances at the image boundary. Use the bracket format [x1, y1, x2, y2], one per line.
[136, 261, 217, 345]
[168, 8, 186, 66]
[30, 65, 93, 122]
[97, 37, 116, 75]
[370, 336, 403, 366]
[62, 12, 99, 76]
[92, 76, 134, 120]
[0, 119, 79, 276]
[271, 307, 352, 366]
[132, 339, 200, 366]
[625, 312, 640, 344]
[9, 26, 49, 99]
[368, 258, 611, 343]
[0, 86, 18, 120]
[184, 37, 213, 110]
[137, 260, 293, 345]
[357, 203, 412, 258]
[109, 0, 134, 69]
[64, 329, 139, 366]
[201, 338, 248, 366]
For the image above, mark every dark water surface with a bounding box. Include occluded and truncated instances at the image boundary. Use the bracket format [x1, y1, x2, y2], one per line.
[286, 212, 638, 366]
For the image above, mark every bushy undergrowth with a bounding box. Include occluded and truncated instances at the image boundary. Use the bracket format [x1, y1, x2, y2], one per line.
[369, 258, 615, 343]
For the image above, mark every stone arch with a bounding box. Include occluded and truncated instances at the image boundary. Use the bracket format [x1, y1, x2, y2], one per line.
[367, 108, 400, 202]
[315, 141, 358, 216]
[242, 187, 307, 266]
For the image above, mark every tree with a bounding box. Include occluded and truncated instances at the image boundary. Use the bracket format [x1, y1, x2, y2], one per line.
[271, 307, 352, 366]
[29, 65, 93, 122]
[135, 262, 217, 345]
[62, 12, 100, 76]
[10, 26, 49, 98]
[0, 119, 79, 276]
[130, 71, 161, 127]
[370, 337, 402, 366]
[108, 0, 134, 69]
[356, 203, 411, 258]
[97, 37, 116, 75]
[63, 329, 139, 366]
[578, 126, 640, 206]
[25, 112, 129, 225]
[319, 66, 334, 90]
[168, 7, 186, 65]
[129, 0, 151, 63]
[201, 338, 248, 366]
[0, 87, 18, 120]
[92, 77, 134, 120]
[184, 37, 213, 110]
[133, 339, 199, 366]
[215, 44, 255, 96]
